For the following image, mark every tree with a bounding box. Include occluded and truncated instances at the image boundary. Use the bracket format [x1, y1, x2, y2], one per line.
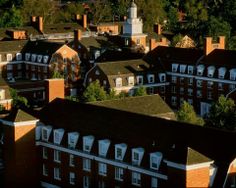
[52, 70, 64, 79]
[83, 80, 107, 102]
[134, 86, 147, 96]
[176, 101, 204, 125]
[10, 88, 28, 108]
[0, 5, 23, 28]
[205, 96, 236, 130]
[166, 6, 179, 32]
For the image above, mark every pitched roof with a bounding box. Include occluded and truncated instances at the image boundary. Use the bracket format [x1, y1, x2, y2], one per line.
[89, 95, 175, 120]
[202, 49, 236, 68]
[43, 23, 84, 34]
[0, 40, 27, 53]
[4, 108, 37, 122]
[186, 147, 211, 165]
[97, 59, 150, 75]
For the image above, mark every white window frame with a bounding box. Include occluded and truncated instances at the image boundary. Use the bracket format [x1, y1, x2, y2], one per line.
[83, 158, 91, 172]
[54, 167, 61, 180]
[136, 76, 143, 85]
[147, 74, 154, 84]
[98, 139, 110, 157]
[68, 132, 79, 149]
[69, 154, 75, 167]
[128, 76, 134, 86]
[207, 66, 215, 78]
[37, 55, 43, 63]
[151, 177, 158, 188]
[53, 129, 64, 145]
[42, 147, 48, 159]
[25, 53, 30, 61]
[16, 53, 22, 61]
[188, 88, 193, 96]
[179, 64, 187, 74]
[188, 66, 193, 74]
[115, 167, 124, 181]
[196, 80, 202, 88]
[43, 164, 48, 176]
[158, 73, 166, 82]
[172, 64, 178, 72]
[218, 67, 226, 79]
[31, 54, 37, 62]
[197, 64, 205, 76]
[132, 172, 141, 186]
[98, 163, 107, 176]
[69, 172, 75, 185]
[115, 77, 122, 87]
[150, 152, 163, 170]
[54, 150, 61, 163]
[7, 54, 12, 61]
[115, 144, 127, 161]
[83, 135, 95, 153]
[132, 148, 144, 166]
[171, 76, 177, 83]
[83, 176, 90, 188]
[43, 56, 49, 64]
[171, 96, 177, 106]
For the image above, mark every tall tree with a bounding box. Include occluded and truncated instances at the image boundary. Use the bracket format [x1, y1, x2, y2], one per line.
[206, 96, 236, 130]
[176, 101, 204, 125]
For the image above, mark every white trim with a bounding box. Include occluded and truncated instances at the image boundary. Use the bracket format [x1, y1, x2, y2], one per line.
[41, 181, 61, 188]
[164, 160, 213, 171]
[114, 82, 169, 91]
[36, 141, 168, 180]
[6, 61, 50, 67]
[0, 119, 39, 127]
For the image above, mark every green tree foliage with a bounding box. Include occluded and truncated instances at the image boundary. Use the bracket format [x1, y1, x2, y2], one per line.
[83, 80, 107, 102]
[52, 70, 64, 79]
[166, 6, 179, 32]
[205, 96, 236, 130]
[228, 36, 236, 50]
[176, 101, 204, 126]
[10, 88, 29, 108]
[134, 86, 147, 96]
[0, 5, 23, 28]
[171, 34, 183, 47]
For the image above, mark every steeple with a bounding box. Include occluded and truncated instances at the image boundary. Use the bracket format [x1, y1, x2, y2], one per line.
[129, 0, 137, 19]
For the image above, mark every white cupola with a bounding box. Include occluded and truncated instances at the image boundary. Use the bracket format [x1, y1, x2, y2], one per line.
[129, 0, 137, 19]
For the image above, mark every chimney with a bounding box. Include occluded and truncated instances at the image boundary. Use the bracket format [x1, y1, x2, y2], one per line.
[74, 29, 82, 50]
[82, 14, 87, 29]
[45, 79, 65, 103]
[75, 14, 80, 21]
[205, 36, 225, 55]
[31, 16, 36, 24]
[150, 37, 168, 51]
[38, 16, 43, 33]
[154, 24, 162, 35]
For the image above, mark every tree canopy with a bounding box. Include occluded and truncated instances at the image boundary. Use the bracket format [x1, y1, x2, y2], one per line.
[10, 88, 28, 108]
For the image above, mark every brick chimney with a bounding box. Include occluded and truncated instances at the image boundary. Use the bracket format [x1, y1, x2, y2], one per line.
[150, 37, 168, 51]
[154, 24, 162, 35]
[74, 29, 82, 51]
[45, 79, 65, 103]
[38, 16, 43, 33]
[205, 36, 225, 55]
[82, 14, 87, 29]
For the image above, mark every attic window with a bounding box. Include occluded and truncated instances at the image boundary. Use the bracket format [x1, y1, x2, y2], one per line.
[218, 67, 226, 79]
[230, 69, 236, 81]
[207, 66, 215, 78]
[188, 66, 193, 74]
[53, 129, 64, 145]
[68, 132, 79, 149]
[41, 126, 52, 142]
[132, 148, 144, 166]
[83, 135, 95, 153]
[172, 64, 178, 72]
[150, 152, 163, 170]
[115, 143, 127, 161]
[98, 139, 110, 157]
[197, 64, 205, 76]
[179, 65, 187, 74]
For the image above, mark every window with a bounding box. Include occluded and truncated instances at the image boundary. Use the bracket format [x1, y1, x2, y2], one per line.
[41, 126, 52, 142]
[83, 135, 94, 152]
[159, 73, 166, 82]
[53, 129, 64, 145]
[207, 81, 214, 89]
[103, 80, 107, 86]
[95, 69, 100, 75]
[197, 65, 205, 76]
[218, 67, 226, 79]
[115, 78, 122, 87]
[196, 80, 202, 88]
[43, 66, 47, 73]
[148, 74, 154, 83]
[69, 155, 75, 167]
[69, 172, 75, 185]
[180, 65, 187, 73]
[115, 167, 124, 181]
[98, 163, 107, 176]
[31, 65, 35, 71]
[149, 87, 154, 94]
[188, 66, 193, 74]
[171, 86, 176, 94]
[180, 87, 184, 95]
[132, 148, 144, 166]
[151, 177, 158, 188]
[98, 139, 110, 157]
[98, 181, 106, 188]
[180, 98, 184, 105]
[218, 83, 223, 90]
[172, 64, 178, 72]
[54, 167, 61, 180]
[132, 172, 141, 186]
[7, 54, 12, 61]
[43, 56, 49, 63]
[42, 164, 48, 176]
[25, 53, 30, 61]
[128, 76, 134, 86]
[207, 91, 212, 99]
[171, 96, 177, 106]
[83, 176, 90, 188]
[188, 99, 193, 105]
[54, 150, 61, 163]
[188, 78, 193, 86]
[83, 158, 91, 171]
[197, 90, 202, 98]
[171, 76, 177, 83]
[115, 144, 127, 161]
[180, 77, 184, 85]
[150, 152, 163, 170]
[207, 66, 215, 78]
[37, 55, 42, 63]
[42, 147, 48, 159]
[31, 54, 37, 62]
[160, 86, 165, 94]
[136, 76, 143, 85]
[16, 53, 22, 61]
[68, 132, 79, 149]
[188, 88, 193, 96]
[125, 38, 129, 46]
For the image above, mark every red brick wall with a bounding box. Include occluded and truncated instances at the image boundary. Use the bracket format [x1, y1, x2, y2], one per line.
[45, 79, 64, 103]
[186, 167, 210, 187]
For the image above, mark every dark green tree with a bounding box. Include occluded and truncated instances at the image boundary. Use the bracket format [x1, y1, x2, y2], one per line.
[206, 95, 236, 130]
[134, 86, 147, 96]
[83, 80, 107, 102]
[10, 88, 28, 108]
[176, 101, 204, 125]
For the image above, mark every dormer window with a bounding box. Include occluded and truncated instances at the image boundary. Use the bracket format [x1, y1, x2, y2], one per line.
[197, 65, 205, 76]
[218, 67, 226, 79]
[188, 66, 194, 74]
[83, 135, 95, 153]
[41, 126, 52, 142]
[136, 76, 143, 85]
[31, 54, 37, 62]
[94, 50, 101, 59]
[158, 73, 166, 82]
[230, 69, 236, 81]
[207, 66, 215, 78]
[53, 129, 64, 145]
[115, 78, 122, 87]
[172, 64, 178, 72]
[68, 132, 79, 149]
[197, 80, 202, 87]
[16, 53, 22, 61]
[115, 143, 127, 161]
[132, 148, 144, 166]
[25, 53, 30, 61]
[150, 152, 163, 170]
[128, 76, 134, 86]
[37, 55, 43, 63]
[95, 70, 100, 75]
[98, 139, 110, 157]
[147, 74, 154, 84]
[180, 65, 187, 74]
[7, 54, 12, 61]
[43, 56, 49, 64]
